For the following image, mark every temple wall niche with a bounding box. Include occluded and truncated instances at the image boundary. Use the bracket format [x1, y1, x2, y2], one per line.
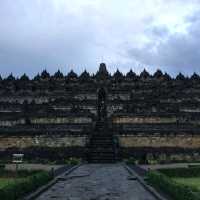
[118, 135, 200, 148]
[113, 117, 177, 124]
[0, 135, 87, 149]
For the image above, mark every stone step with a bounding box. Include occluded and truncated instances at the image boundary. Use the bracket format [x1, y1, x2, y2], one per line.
[88, 123, 117, 163]
[91, 141, 113, 144]
[89, 146, 114, 149]
[89, 146, 114, 150]
[90, 144, 114, 148]
[89, 158, 116, 161]
[89, 160, 116, 163]
[89, 156, 116, 159]
[88, 157, 116, 163]
[89, 151, 115, 155]
[91, 139, 113, 141]
[90, 138, 113, 142]
[90, 141, 113, 145]
[91, 137, 113, 140]
[91, 135, 113, 138]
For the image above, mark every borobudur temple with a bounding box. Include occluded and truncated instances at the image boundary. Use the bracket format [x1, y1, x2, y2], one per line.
[0, 63, 200, 163]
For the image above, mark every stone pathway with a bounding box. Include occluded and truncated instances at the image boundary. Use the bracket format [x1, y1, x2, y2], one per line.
[36, 164, 157, 200]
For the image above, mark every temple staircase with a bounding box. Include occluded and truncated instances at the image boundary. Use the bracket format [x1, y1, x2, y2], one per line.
[87, 121, 117, 163]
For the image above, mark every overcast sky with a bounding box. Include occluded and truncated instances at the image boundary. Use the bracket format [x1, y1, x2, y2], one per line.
[0, 0, 200, 77]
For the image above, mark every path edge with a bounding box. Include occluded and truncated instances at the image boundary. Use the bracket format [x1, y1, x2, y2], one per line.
[124, 164, 168, 200]
[23, 164, 82, 200]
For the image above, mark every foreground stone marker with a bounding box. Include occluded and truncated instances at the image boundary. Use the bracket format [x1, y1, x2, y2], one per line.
[12, 153, 24, 174]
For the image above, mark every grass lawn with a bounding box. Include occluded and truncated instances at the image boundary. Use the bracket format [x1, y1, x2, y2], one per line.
[173, 177, 200, 190]
[0, 170, 37, 189]
[0, 169, 53, 199]
[0, 178, 16, 189]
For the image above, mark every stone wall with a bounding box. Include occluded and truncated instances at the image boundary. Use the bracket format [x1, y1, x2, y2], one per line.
[74, 94, 97, 100]
[0, 135, 87, 149]
[30, 117, 92, 124]
[113, 117, 177, 124]
[0, 119, 25, 126]
[0, 97, 49, 104]
[118, 134, 200, 148]
[0, 117, 92, 127]
[1, 134, 200, 151]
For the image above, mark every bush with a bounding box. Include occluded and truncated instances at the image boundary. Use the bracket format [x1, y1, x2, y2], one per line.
[0, 164, 5, 170]
[0, 171, 53, 200]
[124, 157, 137, 165]
[0, 169, 41, 178]
[158, 167, 200, 178]
[147, 171, 200, 200]
[64, 157, 81, 165]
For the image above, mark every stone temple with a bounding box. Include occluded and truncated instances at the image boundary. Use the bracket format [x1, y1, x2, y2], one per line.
[1, 63, 200, 163]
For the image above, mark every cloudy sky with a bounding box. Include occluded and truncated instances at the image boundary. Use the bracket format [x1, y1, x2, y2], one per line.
[0, 0, 200, 77]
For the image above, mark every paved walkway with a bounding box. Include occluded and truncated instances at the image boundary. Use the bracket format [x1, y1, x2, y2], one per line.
[36, 164, 157, 200]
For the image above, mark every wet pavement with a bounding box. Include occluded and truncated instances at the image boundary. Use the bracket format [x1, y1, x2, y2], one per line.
[36, 164, 157, 200]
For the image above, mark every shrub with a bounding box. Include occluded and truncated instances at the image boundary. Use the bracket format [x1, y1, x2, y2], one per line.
[147, 171, 200, 200]
[0, 164, 5, 170]
[124, 157, 137, 165]
[158, 167, 200, 178]
[0, 171, 53, 200]
[64, 157, 81, 165]
[0, 169, 41, 178]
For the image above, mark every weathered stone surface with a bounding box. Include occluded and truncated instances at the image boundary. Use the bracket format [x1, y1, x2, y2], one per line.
[36, 164, 156, 200]
[0, 63, 200, 160]
[118, 135, 200, 148]
[0, 135, 87, 149]
[113, 116, 177, 124]
[30, 117, 92, 124]
[0, 119, 25, 126]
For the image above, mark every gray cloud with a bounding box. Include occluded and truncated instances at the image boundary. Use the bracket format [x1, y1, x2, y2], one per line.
[128, 18, 200, 76]
[146, 26, 169, 38]
[0, 0, 200, 77]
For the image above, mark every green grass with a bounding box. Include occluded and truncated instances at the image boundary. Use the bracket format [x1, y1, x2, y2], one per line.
[0, 178, 16, 189]
[0, 169, 44, 190]
[147, 171, 200, 200]
[0, 171, 53, 200]
[0, 169, 41, 189]
[0, 178, 25, 189]
[173, 177, 200, 190]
